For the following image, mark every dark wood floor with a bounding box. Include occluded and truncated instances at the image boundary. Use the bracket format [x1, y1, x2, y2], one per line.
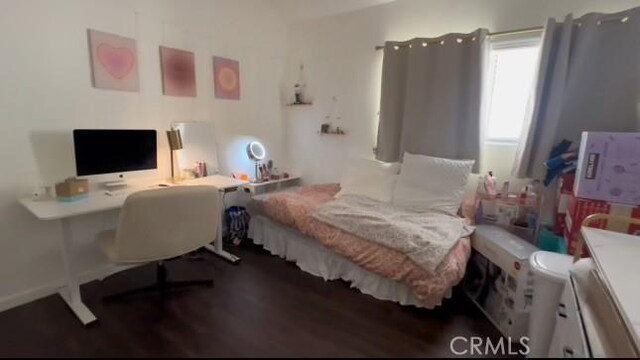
[0, 243, 505, 357]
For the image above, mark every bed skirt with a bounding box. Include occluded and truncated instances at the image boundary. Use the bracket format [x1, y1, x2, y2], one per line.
[249, 216, 450, 308]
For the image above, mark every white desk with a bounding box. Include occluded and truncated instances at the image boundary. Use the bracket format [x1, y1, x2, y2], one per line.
[19, 175, 247, 326]
[242, 175, 301, 195]
[582, 227, 640, 356]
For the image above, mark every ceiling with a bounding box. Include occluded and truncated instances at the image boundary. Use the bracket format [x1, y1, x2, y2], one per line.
[271, 0, 396, 22]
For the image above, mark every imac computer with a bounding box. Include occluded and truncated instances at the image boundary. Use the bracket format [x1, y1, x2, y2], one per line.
[73, 129, 158, 189]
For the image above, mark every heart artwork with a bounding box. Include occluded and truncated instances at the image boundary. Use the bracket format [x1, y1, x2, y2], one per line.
[88, 29, 139, 91]
[96, 44, 135, 80]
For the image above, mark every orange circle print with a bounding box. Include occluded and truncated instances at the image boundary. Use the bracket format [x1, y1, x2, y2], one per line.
[218, 67, 238, 91]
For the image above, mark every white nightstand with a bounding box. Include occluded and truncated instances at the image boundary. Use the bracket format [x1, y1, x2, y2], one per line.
[242, 176, 301, 195]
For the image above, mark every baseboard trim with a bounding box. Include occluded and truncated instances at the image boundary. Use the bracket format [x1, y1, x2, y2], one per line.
[0, 264, 138, 314]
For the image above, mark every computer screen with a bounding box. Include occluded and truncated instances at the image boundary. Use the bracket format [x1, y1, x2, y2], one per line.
[73, 129, 157, 177]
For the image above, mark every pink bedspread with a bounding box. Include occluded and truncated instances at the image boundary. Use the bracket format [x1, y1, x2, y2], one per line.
[251, 184, 471, 308]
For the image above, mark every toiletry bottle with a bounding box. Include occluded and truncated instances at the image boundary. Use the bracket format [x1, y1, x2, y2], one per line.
[501, 181, 510, 201]
[484, 171, 498, 197]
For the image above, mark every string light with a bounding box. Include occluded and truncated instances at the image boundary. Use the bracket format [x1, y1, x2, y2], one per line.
[456, 38, 463, 43]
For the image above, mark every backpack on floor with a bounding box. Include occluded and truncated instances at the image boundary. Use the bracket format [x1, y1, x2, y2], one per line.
[224, 206, 250, 245]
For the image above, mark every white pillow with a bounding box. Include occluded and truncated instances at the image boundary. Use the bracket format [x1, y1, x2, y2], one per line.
[336, 158, 401, 203]
[392, 153, 474, 215]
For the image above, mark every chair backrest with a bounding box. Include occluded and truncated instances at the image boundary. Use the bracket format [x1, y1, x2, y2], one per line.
[112, 186, 219, 263]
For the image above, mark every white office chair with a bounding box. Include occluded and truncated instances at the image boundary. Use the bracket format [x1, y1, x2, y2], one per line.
[97, 185, 219, 300]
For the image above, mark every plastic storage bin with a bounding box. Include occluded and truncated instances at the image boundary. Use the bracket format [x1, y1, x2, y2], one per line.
[464, 225, 538, 340]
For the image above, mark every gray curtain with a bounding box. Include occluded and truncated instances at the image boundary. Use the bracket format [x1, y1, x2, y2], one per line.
[514, 7, 640, 179]
[376, 29, 488, 171]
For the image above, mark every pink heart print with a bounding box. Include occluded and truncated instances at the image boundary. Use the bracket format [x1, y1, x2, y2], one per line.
[96, 43, 135, 79]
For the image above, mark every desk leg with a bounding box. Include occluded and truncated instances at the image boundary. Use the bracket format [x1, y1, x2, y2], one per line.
[58, 218, 97, 325]
[204, 188, 241, 264]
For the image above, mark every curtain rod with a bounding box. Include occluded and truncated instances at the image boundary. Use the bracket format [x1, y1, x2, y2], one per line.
[374, 26, 543, 51]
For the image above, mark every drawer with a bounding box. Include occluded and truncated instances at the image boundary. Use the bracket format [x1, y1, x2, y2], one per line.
[548, 279, 589, 358]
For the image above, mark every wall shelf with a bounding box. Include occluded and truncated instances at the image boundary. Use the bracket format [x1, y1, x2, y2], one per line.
[317, 131, 346, 136]
[286, 102, 312, 107]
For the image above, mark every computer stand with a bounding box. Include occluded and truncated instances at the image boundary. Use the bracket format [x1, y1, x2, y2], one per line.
[104, 180, 128, 190]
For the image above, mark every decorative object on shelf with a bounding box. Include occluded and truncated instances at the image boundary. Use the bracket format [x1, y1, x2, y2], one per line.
[87, 29, 140, 92]
[289, 64, 312, 105]
[318, 123, 346, 135]
[213, 56, 240, 100]
[160, 46, 196, 97]
[246, 141, 266, 182]
[294, 83, 304, 103]
[166, 128, 184, 183]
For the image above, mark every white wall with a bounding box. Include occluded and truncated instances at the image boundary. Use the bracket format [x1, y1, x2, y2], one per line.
[0, 0, 287, 309]
[283, 0, 640, 188]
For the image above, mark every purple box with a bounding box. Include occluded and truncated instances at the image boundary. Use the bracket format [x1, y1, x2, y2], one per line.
[574, 132, 640, 205]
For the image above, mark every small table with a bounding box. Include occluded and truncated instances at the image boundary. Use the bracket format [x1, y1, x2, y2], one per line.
[242, 175, 301, 195]
[19, 175, 247, 326]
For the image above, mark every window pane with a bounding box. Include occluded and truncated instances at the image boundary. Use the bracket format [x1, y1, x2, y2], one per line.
[486, 46, 539, 142]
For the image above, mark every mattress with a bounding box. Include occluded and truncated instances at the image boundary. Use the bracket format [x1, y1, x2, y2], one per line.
[248, 184, 471, 308]
[250, 215, 429, 307]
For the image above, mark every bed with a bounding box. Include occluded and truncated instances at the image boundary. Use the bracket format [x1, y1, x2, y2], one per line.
[247, 183, 472, 309]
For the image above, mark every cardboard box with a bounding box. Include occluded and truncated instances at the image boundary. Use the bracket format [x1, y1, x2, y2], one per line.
[554, 173, 575, 235]
[55, 179, 89, 202]
[574, 132, 640, 205]
[465, 225, 537, 340]
[564, 194, 640, 255]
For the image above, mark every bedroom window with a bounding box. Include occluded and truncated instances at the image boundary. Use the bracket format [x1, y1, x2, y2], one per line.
[484, 35, 541, 144]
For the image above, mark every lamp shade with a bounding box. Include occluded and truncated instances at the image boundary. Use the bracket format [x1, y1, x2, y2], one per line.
[246, 141, 266, 161]
[167, 129, 183, 151]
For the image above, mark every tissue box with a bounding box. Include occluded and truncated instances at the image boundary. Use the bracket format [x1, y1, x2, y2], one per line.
[574, 132, 640, 205]
[55, 179, 89, 202]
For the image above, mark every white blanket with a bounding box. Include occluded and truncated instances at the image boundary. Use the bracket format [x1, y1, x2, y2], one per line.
[311, 195, 474, 274]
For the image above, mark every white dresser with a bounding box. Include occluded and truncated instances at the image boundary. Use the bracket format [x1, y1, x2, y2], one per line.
[549, 228, 640, 357]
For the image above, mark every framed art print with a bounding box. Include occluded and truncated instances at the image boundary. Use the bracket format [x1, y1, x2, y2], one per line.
[160, 46, 197, 97]
[88, 29, 139, 92]
[213, 56, 240, 100]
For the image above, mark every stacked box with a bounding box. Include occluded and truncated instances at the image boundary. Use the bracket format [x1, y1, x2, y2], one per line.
[564, 194, 640, 255]
[574, 132, 640, 206]
[464, 225, 538, 340]
[554, 173, 575, 235]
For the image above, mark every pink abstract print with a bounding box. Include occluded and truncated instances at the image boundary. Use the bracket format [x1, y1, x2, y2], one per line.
[160, 46, 197, 97]
[96, 44, 135, 79]
[88, 29, 139, 92]
[213, 57, 240, 100]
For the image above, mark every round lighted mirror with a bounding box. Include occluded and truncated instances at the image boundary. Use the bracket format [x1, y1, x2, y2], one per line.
[247, 141, 266, 161]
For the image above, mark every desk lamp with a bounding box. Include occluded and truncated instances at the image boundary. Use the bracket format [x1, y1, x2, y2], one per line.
[246, 141, 266, 182]
[167, 129, 183, 183]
